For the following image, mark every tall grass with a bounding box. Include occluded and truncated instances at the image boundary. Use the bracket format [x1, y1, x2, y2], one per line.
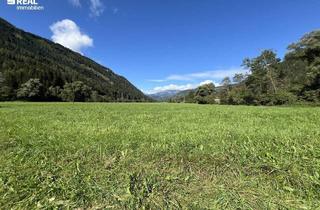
[0, 102, 319, 209]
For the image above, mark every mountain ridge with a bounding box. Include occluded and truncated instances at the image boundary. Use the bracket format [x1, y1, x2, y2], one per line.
[147, 90, 181, 101]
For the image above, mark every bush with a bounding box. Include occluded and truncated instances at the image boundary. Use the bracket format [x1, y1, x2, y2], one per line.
[194, 83, 216, 104]
[60, 81, 92, 102]
[47, 86, 62, 101]
[17, 78, 43, 101]
[262, 91, 298, 105]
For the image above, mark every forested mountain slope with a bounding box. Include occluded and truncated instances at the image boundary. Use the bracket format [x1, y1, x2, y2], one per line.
[0, 17, 149, 102]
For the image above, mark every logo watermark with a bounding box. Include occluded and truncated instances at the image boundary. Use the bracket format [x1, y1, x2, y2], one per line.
[7, 0, 45, 11]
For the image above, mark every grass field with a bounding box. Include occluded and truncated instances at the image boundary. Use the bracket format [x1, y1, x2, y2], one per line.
[0, 102, 320, 209]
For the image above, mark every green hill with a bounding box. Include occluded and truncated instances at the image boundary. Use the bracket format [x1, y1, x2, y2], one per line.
[0, 17, 149, 102]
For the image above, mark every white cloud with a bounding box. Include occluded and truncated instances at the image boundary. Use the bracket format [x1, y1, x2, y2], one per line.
[90, 0, 105, 17]
[148, 79, 167, 82]
[50, 19, 93, 53]
[145, 80, 220, 94]
[200, 80, 216, 86]
[150, 68, 247, 82]
[147, 84, 195, 94]
[69, 0, 81, 7]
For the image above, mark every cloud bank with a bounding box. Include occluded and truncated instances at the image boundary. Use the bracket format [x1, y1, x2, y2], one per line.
[145, 68, 247, 94]
[145, 80, 219, 94]
[50, 19, 93, 53]
[150, 68, 247, 82]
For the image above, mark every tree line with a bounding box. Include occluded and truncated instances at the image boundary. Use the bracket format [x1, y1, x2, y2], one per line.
[170, 30, 320, 105]
[14, 78, 112, 102]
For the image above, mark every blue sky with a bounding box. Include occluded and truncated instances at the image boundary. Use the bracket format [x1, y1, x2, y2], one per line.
[1, 0, 320, 93]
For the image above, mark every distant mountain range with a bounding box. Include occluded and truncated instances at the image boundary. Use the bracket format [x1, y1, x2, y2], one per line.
[147, 90, 181, 101]
[148, 89, 194, 101]
[0, 17, 150, 101]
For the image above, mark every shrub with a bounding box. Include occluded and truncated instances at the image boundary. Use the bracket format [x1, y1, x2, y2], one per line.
[17, 78, 43, 101]
[60, 81, 92, 102]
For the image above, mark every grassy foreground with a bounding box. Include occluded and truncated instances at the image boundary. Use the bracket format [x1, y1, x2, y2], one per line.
[0, 103, 319, 209]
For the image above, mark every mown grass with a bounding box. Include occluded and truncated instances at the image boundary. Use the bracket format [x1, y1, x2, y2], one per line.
[0, 102, 319, 209]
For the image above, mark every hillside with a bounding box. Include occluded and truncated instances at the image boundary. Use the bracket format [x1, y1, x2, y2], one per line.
[0, 17, 149, 102]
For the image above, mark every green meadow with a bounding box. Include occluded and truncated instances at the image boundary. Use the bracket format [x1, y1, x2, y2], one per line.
[0, 102, 319, 209]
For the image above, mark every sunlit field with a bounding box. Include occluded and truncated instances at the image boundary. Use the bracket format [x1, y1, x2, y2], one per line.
[0, 103, 319, 209]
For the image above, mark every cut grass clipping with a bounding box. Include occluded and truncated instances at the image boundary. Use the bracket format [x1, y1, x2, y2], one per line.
[0, 102, 320, 209]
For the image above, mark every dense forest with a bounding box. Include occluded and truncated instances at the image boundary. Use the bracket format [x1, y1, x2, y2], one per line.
[170, 30, 320, 105]
[0, 18, 150, 102]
